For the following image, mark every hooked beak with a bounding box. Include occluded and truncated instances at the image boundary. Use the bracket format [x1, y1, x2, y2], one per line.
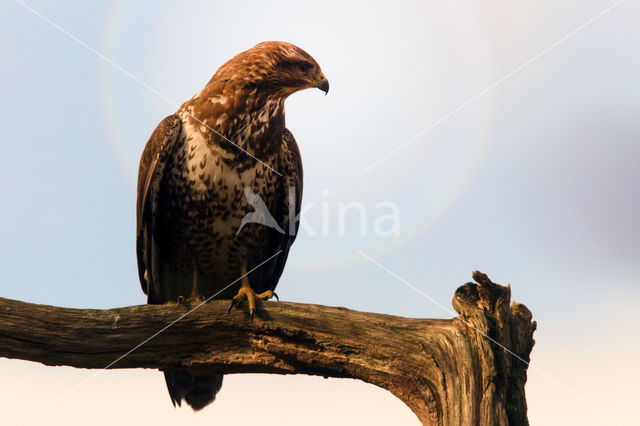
[316, 73, 329, 95]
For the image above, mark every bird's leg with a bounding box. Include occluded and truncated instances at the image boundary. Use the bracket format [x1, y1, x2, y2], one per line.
[227, 264, 277, 321]
[189, 258, 203, 302]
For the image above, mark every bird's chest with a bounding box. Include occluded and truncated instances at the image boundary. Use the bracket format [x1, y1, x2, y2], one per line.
[162, 128, 280, 238]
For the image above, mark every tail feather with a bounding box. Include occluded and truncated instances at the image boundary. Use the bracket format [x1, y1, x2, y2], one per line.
[163, 370, 223, 411]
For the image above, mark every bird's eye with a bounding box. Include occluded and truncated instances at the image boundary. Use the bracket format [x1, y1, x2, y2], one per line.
[297, 61, 312, 73]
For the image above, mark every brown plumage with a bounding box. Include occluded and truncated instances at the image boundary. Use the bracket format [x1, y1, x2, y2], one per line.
[136, 41, 328, 410]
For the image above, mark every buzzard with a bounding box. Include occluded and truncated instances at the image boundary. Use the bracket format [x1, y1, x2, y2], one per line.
[136, 41, 328, 410]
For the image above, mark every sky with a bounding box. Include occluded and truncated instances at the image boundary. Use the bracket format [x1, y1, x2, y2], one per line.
[0, 0, 638, 425]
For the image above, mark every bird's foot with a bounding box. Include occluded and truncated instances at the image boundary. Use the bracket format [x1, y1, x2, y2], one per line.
[227, 287, 277, 321]
[176, 295, 207, 308]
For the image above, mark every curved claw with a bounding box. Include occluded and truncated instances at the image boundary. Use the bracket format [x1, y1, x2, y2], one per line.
[227, 298, 238, 314]
[249, 307, 255, 322]
[273, 292, 279, 302]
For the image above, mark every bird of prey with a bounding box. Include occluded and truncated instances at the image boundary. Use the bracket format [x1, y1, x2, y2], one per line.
[136, 41, 328, 411]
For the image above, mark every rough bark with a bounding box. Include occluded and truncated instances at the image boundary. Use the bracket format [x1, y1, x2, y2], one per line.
[0, 271, 535, 425]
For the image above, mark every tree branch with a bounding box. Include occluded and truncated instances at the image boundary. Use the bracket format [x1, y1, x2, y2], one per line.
[0, 272, 535, 425]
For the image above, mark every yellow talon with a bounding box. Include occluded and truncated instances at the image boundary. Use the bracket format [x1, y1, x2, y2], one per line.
[227, 268, 277, 320]
[256, 289, 275, 300]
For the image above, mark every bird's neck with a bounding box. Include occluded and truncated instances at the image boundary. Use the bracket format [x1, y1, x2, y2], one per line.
[180, 82, 287, 160]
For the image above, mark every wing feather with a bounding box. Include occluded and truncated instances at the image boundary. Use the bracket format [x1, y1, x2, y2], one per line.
[136, 115, 182, 298]
[256, 128, 303, 292]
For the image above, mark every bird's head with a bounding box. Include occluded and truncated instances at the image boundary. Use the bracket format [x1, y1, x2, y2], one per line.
[212, 41, 329, 97]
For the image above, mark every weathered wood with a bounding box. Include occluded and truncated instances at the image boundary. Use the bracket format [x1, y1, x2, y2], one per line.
[0, 272, 535, 425]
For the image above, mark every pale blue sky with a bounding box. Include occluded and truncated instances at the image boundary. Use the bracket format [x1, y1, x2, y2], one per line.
[0, 1, 638, 425]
